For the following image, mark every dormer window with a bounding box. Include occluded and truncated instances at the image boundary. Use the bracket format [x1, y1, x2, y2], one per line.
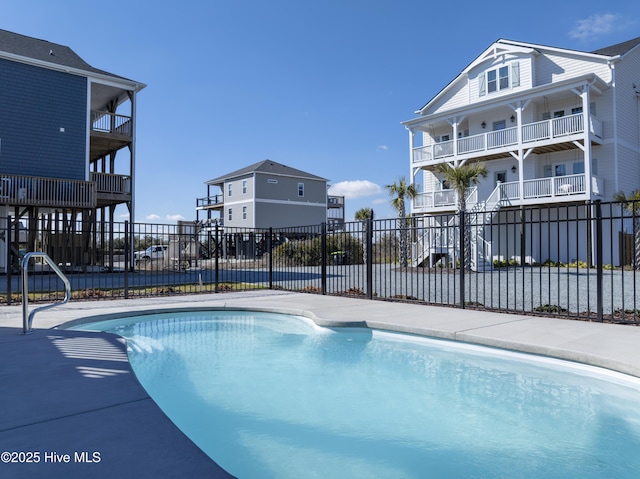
[480, 62, 520, 96]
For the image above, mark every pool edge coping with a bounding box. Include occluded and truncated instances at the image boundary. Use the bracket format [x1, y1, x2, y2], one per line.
[56, 301, 640, 380]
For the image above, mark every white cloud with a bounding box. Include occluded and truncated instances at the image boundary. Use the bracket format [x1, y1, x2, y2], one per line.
[145, 213, 186, 222]
[328, 180, 383, 199]
[377, 145, 388, 151]
[569, 13, 624, 40]
[372, 198, 387, 205]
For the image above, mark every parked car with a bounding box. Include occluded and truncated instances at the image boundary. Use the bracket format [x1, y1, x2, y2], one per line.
[134, 245, 167, 261]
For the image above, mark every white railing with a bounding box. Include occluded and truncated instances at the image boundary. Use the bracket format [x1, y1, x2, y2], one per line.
[457, 135, 485, 155]
[413, 187, 477, 211]
[499, 181, 519, 201]
[415, 174, 602, 213]
[91, 110, 132, 136]
[522, 174, 587, 199]
[413, 113, 599, 164]
[412, 145, 433, 163]
[434, 140, 454, 159]
[0, 175, 95, 208]
[90, 172, 131, 195]
[487, 127, 517, 149]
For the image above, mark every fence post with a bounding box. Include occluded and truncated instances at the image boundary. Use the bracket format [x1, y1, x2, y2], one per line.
[5, 216, 11, 305]
[595, 200, 603, 322]
[214, 222, 220, 292]
[366, 217, 373, 300]
[268, 227, 273, 290]
[321, 222, 327, 295]
[124, 220, 129, 299]
[459, 209, 466, 309]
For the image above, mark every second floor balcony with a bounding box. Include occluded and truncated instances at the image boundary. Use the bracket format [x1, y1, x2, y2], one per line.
[197, 194, 225, 210]
[412, 113, 603, 165]
[90, 110, 133, 160]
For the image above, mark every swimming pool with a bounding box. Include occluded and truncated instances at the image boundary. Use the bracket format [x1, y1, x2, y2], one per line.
[71, 310, 640, 478]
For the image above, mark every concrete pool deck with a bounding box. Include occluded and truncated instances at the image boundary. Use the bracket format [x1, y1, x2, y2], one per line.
[2, 290, 640, 478]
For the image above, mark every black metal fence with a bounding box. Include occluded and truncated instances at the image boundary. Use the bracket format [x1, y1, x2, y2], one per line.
[3, 200, 640, 324]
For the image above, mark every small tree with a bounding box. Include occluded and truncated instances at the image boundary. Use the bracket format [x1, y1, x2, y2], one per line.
[614, 190, 640, 269]
[436, 162, 488, 270]
[436, 162, 488, 212]
[386, 177, 418, 267]
[354, 207, 374, 265]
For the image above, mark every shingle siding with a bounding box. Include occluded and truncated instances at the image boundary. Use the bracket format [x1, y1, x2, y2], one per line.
[0, 58, 87, 180]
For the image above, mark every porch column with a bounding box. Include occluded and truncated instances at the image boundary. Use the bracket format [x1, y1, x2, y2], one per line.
[581, 84, 592, 198]
[516, 105, 524, 204]
[451, 121, 458, 157]
[407, 127, 414, 165]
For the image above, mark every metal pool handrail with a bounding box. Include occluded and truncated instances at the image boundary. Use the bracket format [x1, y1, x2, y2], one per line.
[21, 252, 71, 334]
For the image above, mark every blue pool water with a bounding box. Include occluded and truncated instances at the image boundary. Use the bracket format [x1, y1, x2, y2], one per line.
[72, 311, 640, 478]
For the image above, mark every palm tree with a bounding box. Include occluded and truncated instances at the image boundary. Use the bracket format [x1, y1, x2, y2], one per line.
[436, 162, 488, 212]
[354, 207, 374, 265]
[436, 162, 488, 270]
[386, 177, 418, 267]
[614, 190, 640, 269]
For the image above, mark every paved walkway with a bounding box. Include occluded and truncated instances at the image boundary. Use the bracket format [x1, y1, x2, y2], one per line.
[2, 290, 640, 478]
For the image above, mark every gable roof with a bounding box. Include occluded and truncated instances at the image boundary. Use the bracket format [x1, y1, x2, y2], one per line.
[410, 36, 640, 116]
[591, 36, 640, 57]
[206, 160, 328, 185]
[0, 29, 140, 86]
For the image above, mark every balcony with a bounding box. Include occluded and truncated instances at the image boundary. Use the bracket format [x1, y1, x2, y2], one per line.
[0, 174, 96, 209]
[412, 174, 603, 213]
[90, 110, 133, 160]
[91, 172, 131, 206]
[197, 194, 224, 210]
[414, 188, 478, 211]
[412, 113, 602, 165]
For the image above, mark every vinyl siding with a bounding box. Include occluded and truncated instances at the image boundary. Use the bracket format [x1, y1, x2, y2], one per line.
[0, 58, 87, 179]
[426, 53, 534, 115]
[254, 201, 327, 229]
[610, 45, 640, 197]
[254, 173, 326, 204]
[534, 52, 610, 87]
[614, 47, 640, 144]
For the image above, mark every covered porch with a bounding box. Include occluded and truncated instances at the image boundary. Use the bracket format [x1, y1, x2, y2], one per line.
[413, 173, 604, 213]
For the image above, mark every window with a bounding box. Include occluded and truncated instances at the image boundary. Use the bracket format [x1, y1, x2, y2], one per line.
[228, 183, 232, 197]
[573, 162, 585, 174]
[543, 164, 568, 177]
[553, 110, 565, 118]
[228, 208, 233, 221]
[487, 69, 497, 93]
[499, 66, 509, 89]
[242, 206, 247, 220]
[571, 102, 596, 116]
[480, 62, 519, 97]
[242, 180, 247, 194]
[298, 182, 304, 197]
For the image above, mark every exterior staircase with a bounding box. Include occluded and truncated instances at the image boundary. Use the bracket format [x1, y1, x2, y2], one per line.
[412, 184, 505, 271]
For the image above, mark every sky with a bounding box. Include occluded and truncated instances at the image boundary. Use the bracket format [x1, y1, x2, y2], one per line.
[3, 1, 640, 223]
